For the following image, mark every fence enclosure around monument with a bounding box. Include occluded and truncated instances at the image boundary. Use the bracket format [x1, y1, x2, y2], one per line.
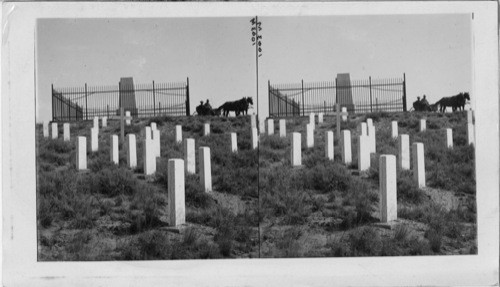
[268, 74, 407, 117]
[52, 79, 190, 122]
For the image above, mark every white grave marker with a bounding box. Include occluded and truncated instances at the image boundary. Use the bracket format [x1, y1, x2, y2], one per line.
[251, 114, 257, 129]
[143, 138, 156, 175]
[325, 131, 334, 160]
[379, 155, 397, 223]
[91, 128, 98, 152]
[267, 119, 274, 135]
[93, 117, 99, 131]
[184, 138, 196, 174]
[63, 123, 70, 141]
[412, 142, 425, 187]
[358, 122, 367, 136]
[150, 122, 157, 131]
[291, 132, 302, 166]
[358, 135, 370, 172]
[125, 111, 131, 125]
[318, 113, 324, 124]
[398, 134, 410, 170]
[126, 134, 137, 168]
[76, 136, 87, 170]
[279, 119, 286, 138]
[51, 123, 58, 139]
[446, 128, 453, 148]
[145, 126, 152, 140]
[230, 133, 237, 153]
[391, 121, 398, 139]
[306, 124, 314, 148]
[110, 135, 119, 164]
[259, 117, 266, 135]
[168, 159, 185, 226]
[43, 122, 49, 138]
[342, 107, 348, 121]
[199, 147, 212, 192]
[366, 118, 373, 128]
[467, 123, 475, 145]
[204, 123, 210, 136]
[341, 130, 352, 165]
[467, 110, 473, 124]
[251, 128, 258, 149]
[175, 125, 182, 143]
[309, 113, 315, 130]
[102, 117, 107, 128]
[419, 119, 426, 132]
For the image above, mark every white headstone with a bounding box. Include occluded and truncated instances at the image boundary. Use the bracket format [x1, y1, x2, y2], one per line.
[306, 124, 314, 148]
[291, 132, 302, 166]
[110, 135, 119, 164]
[309, 113, 315, 130]
[102, 117, 107, 128]
[318, 113, 324, 124]
[367, 125, 376, 154]
[341, 130, 352, 165]
[145, 126, 152, 140]
[93, 117, 99, 131]
[43, 122, 49, 138]
[446, 128, 453, 148]
[126, 134, 137, 168]
[125, 111, 131, 125]
[76, 136, 87, 170]
[175, 125, 182, 143]
[199, 147, 212, 192]
[325, 131, 334, 160]
[51, 123, 58, 139]
[398, 134, 410, 170]
[467, 110, 473, 124]
[419, 119, 426, 132]
[152, 129, 161, 157]
[341, 107, 348, 121]
[168, 159, 185, 226]
[251, 114, 257, 129]
[366, 118, 373, 128]
[184, 138, 196, 174]
[230, 133, 238, 153]
[412, 142, 425, 187]
[467, 123, 475, 146]
[358, 122, 367, 136]
[379, 155, 397, 223]
[63, 123, 70, 141]
[358, 135, 370, 172]
[150, 122, 157, 131]
[91, 128, 98, 152]
[204, 123, 210, 136]
[279, 119, 286, 138]
[391, 121, 398, 139]
[251, 128, 258, 149]
[143, 138, 156, 175]
[267, 119, 274, 135]
[259, 117, 266, 134]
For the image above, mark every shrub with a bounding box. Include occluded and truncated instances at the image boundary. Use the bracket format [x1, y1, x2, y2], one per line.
[397, 171, 427, 204]
[393, 224, 410, 242]
[425, 229, 442, 253]
[137, 230, 171, 260]
[348, 227, 381, 256]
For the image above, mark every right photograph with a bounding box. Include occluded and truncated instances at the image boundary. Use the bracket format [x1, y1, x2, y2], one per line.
[257, 14, 476, 257]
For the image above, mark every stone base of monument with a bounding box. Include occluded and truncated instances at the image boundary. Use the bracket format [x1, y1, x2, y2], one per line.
[372, 219, 402, 230]
[161, 223, 191, 234]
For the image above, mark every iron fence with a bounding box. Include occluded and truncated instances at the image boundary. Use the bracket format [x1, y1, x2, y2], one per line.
[268, 74, 407, 117]
[52, 79, 190, 122]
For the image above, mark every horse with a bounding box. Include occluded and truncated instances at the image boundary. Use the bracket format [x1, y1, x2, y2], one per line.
[435, 92, 470, 112]
[218, 97, 253, 117]
[412, 100, 438, 112]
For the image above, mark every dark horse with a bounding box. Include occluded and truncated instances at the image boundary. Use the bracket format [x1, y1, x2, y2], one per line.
[218, 97, 253, 117]
[435, 92, 470, 112]
[196, 103, 221, 116]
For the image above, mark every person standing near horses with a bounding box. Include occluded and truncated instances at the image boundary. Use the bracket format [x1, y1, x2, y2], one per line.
[421, 95, 429, 106]
[204, 99, 212, 110]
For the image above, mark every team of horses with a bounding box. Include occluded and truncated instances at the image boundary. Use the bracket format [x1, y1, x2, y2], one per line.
[413, 92, 470, 112]
[196, 97, 253, 117]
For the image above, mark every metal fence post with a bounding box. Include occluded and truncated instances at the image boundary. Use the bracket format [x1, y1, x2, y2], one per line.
[186, 77, 190, 116]
[152, 80, 156, 116]
[402, 73, 407, 112]
[301, 80, 305, 117]
[51, 84, 54, 121]
[369, 76, 373, 113]
[85, 83, 88, 120]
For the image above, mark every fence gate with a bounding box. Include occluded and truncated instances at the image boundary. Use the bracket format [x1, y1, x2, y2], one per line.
[268, 74, 407, 117]
[52, 78, 191, 122]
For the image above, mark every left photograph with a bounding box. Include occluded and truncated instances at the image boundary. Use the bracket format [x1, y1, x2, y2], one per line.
[36, 18, 260, 260]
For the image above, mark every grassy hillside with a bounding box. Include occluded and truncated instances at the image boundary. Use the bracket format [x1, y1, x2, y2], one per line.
[37, 111, 476, 260]
[258, 111, 476, 257]
[37, 116, 259, 260]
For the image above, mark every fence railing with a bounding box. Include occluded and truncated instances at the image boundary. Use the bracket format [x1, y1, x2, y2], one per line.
[52, 79, 190, 122]
[268, 74, 407, 117]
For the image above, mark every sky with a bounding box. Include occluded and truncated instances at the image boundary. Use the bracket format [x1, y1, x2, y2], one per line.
[36, 14, 472, 122]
